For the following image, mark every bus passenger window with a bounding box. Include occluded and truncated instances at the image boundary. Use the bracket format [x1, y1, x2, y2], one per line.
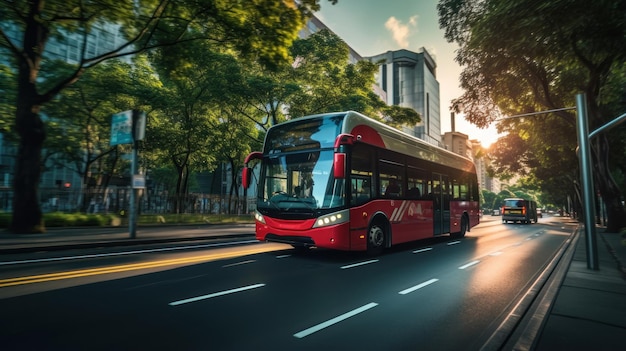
[351, 178, 371, 205]
[384, 179, 401, 197]
[407, 187, 421, 199]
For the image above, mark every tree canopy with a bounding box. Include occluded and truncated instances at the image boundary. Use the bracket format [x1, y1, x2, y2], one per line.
[439, 0, 626, 231]
[0, 0, 334, 233]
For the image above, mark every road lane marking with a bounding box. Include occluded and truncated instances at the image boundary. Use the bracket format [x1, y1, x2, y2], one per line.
[293, 302, 378, 338]
[169, 283, 265, 306]
[412, 247, 432, 254]
[340, 260, 379, 269]
[489, 251, 503, 256]
[276, 255, 291, 259]
[398, 278, 439, 295]
[459, 260, 480, 269]
[222, 260, 256, 268]
[447, 241, 461, 246]
[0, 246, 279, 288]
[0, 240, 260, 266]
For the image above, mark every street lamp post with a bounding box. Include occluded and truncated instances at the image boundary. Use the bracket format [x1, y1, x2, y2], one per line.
[575, 94, 598, 270]
[496, 94, 626, 270]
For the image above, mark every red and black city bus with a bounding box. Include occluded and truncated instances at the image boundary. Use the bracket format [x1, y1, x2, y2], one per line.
[242, 111, 480, 254]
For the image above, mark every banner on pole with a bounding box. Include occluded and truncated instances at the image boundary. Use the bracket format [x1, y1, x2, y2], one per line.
[110, 110, 133, 146]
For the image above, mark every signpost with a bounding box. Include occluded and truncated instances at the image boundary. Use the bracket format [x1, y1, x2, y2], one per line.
[110, 110, 145, 238]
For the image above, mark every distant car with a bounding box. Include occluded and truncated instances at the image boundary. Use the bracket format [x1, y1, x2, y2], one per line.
[501, 198, 538, 224]
[492, 209, 500, 216]
[537, 209, 543, 218]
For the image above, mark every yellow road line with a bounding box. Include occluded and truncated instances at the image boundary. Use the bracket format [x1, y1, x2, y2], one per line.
[0, 246, 277, 288]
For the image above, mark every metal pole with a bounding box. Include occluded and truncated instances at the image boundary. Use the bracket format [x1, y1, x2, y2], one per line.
[575, 93, 598, 270]
[129, 110, 138, 239]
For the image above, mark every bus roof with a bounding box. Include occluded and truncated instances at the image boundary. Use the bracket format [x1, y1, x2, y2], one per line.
[269, 111, 476, 174]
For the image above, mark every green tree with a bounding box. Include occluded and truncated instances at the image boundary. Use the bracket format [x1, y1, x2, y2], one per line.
[41, 59, 149, 210]
[438, 0, 626, 231]
[287, 29, 421, 126]
[0, 0, 330, 233]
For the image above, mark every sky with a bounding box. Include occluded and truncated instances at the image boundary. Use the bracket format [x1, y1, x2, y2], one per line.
[316, 0, 502, 147]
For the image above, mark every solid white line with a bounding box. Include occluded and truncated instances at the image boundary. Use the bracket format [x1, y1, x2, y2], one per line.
[293, 302, 378, 338]
[398, 278, 439, 295]
[169, 283, 265, 306]
[0, 239, 260, 266]
[340, 260, 379, 269]
[459, 260, 480, 269]
[412, 247, 433, 254]
[447, 241, 461, 246]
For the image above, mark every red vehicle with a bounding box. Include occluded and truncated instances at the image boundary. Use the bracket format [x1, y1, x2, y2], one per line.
[242, 111, 480, 254]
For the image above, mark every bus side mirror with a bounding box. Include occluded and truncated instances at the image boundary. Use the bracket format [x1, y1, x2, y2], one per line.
[242, 167, 252, 189]
[333, 153, 346, 179]
[242, 151, 262, 189]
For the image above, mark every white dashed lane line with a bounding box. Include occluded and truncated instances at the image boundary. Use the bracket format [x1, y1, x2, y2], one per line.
[458, 260, 480, 270]
[340, 259, 379, 269]
[398, 278, 439, 295]
[169, 283, 265, 306]
[293, 302, 379, 339]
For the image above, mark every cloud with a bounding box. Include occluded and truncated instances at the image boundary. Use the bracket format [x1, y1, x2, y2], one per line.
[384, 15, 418, 48]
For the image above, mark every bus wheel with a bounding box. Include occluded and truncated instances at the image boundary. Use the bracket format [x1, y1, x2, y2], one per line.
[367, 223, 385, 255]
[452, 215, 468, 239]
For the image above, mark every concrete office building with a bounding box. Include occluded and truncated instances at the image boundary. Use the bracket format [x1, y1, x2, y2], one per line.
[366, 49, 441, 146]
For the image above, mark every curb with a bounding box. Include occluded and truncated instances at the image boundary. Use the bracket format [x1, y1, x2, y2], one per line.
[0, 233, 256, 255]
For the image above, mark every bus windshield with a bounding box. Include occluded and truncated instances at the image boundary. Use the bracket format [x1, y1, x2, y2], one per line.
[257, 150, 345, 215]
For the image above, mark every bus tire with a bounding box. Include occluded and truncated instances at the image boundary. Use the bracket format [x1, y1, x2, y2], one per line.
[367, 222, 386, 256]
[452, 215, 468, 239]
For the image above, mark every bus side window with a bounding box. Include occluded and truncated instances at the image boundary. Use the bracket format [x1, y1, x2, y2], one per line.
[407, 187, 421, 199]
[384, 178, 401, 197]
[351, 178, 371, 205]
[407, 168, 426, 199]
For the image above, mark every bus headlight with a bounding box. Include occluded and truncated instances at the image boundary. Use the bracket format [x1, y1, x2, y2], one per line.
[313, 209, 349, 228]
[254, 210, 266, 224]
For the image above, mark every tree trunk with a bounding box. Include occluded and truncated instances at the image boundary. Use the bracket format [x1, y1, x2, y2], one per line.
[593, 135, 626, 232]
[10, 109, 46, 233]
[9, 0, 48, 233]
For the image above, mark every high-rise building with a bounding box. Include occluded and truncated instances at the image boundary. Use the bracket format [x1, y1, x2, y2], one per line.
[366, 49, 441, 146]
[299, 16, 440, 146]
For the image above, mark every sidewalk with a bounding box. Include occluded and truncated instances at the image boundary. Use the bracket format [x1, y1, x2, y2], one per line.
[500, 219, 626, 350]
[531, 225, 626, 350]
[1, 219, 625, 349]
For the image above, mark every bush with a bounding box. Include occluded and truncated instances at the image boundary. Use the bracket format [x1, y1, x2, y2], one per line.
[0, 212, 252, 229]
[0, 212, 11, 228]
[44, 212, 69, 227]
[42, 212, 112, 227]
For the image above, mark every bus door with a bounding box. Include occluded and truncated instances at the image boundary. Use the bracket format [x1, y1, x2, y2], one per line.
[431, 173, 450, 235]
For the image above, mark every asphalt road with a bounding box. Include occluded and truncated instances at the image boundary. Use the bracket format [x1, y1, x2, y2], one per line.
[0, 217, 574, 350]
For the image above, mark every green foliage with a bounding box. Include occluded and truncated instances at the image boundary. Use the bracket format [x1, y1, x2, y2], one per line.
[285, 29, 419, 125]
[0, 212, 253, 228]
[0, 64, 16, 138]
[0, 212, 11, 227]
[41, 212, 112, 227]
[439, 0, 626, 229]
[2, 0, 332, 233]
